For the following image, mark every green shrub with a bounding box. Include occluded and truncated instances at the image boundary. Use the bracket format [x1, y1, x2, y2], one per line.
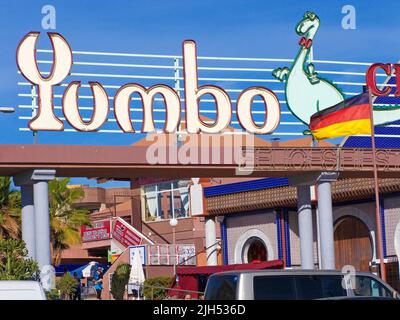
[56, 273, 76, 299]
[143, 276, 173, 300]
[46, 288, 60, 300]
[0, 238, 38, 280]
[110, 263, 131, 300]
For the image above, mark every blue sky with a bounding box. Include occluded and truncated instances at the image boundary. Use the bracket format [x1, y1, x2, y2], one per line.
[1, 0, 400, 186]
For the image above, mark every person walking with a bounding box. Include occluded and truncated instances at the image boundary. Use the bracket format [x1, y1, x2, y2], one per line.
[72, 272, 82, 300]
[93, 267, 103, 300]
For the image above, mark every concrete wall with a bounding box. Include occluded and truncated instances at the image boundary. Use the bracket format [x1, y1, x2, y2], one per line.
[76, 186, 138, 210]
[225, 210, 277, 265]
[225, 209, 318, 268]
[223, 197, 400, 268]
[287, 210, 319, 267]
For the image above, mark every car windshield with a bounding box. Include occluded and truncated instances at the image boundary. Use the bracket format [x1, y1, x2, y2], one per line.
[253, 275, 296, 299]
[295, 275, 347, 299]
[253, 274, 394, 300]
[353, 275, 393, 298]
[254, 274, 347, 300]
[205, 275, 238, 300]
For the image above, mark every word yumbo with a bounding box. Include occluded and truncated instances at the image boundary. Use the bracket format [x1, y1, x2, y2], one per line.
[17, 32, 281, 135]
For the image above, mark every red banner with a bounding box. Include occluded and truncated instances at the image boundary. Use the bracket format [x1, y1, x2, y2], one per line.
[81, 220, 111, 242]
[112, 219, 142, 247]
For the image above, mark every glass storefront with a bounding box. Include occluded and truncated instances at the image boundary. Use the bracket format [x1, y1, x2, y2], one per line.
[142, 180, 190, 222]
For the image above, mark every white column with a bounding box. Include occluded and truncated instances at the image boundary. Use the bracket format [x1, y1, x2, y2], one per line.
[14, 169, 56, 291]
[34, 180, 51, 272]
[290, 171, 338, 271]
[315, 206, 322, 269]
[205, 217, 218, 266]
[21, 185, 36, 260]
[296, 185, 314, 269]
[317, 180, 335, 270]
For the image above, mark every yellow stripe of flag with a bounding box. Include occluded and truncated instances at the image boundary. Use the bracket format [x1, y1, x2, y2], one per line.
[311, 118, 372, 140]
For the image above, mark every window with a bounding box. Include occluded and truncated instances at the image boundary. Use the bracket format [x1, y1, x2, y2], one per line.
[242, 237, 268, 263]
[295, 275, 346, 299]
[253, 275, 296, 300]
[142, 180, 190, 222]
[247, 238, 267, 262]
[353, 275, 393, 298]
[205, 275, 238, 300]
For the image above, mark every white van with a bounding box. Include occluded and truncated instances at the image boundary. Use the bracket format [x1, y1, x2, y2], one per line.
[205, 270, 400, 300]
[0, 281, 47, 300]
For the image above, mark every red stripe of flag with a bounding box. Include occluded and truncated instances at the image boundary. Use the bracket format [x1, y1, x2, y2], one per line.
[309, 103, 370, 131]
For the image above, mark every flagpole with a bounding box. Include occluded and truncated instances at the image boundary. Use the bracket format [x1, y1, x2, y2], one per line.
[368, 89, 387, 282]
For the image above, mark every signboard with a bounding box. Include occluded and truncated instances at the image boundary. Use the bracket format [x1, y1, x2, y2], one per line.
[147, 244, 196, 266]
[81, 220, 111, 242]
[112, 219, 142, 247]
[15, 12, 400, 139]
[177, 245, 196, 265]
[110, 240, 124, 264]
[129, 245, 147, 266]
[16, 33, 280, 135]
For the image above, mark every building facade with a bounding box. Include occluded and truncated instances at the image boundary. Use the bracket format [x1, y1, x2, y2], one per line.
[204, 177, 400, 291]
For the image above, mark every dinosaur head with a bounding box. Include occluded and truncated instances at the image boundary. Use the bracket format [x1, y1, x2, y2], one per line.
[296, 11, 320, 40]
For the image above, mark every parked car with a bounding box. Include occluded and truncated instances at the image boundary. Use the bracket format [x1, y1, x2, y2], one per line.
[0, 281, 47, 300]
[204, 269, 400, 300]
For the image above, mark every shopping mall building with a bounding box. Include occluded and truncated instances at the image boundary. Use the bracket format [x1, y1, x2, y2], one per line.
[49, 135, 400, 297]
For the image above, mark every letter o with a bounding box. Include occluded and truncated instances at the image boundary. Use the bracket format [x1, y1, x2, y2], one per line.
[236, 87, 280, 134]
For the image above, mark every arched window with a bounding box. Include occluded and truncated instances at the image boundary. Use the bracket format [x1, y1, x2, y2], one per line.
[242, 237, 267, 263]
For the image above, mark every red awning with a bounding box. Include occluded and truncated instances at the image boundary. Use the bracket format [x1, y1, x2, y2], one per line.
[176, 259, 283, 275]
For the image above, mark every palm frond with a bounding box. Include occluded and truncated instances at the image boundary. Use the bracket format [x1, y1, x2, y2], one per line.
[48, 178, 90, 262]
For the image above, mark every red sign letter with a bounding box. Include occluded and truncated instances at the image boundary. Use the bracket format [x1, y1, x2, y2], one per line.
[366, 63, 392, 96]
[392, 64, 400, 96]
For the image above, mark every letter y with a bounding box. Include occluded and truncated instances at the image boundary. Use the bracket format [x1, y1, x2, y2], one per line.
[17, 32, 72, 131]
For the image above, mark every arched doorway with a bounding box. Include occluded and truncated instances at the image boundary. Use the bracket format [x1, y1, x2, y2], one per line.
[334, 216, 373, 271]
[242, 237, 267, 263]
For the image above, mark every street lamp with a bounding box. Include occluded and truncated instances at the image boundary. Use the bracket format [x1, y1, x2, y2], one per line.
[169, 217, 179, 276]
[0, 107, 15, 113]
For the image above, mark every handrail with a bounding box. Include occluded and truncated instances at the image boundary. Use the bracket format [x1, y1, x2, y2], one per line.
[125, 282, 204, 300]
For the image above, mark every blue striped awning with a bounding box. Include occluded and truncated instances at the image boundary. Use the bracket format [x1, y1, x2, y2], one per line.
[344, 76, 400, 148]
[204, 177, 288, 197]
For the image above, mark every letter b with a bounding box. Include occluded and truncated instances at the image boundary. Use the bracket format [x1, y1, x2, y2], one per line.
[183, 40, 232, 134]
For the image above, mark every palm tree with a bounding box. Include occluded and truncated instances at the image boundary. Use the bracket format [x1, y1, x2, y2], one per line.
[49, 178, 90, 266]
[0, 177, 21, 239]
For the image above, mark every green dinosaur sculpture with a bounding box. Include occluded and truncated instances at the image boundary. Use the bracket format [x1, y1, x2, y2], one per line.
[273, 11, 400, 127]
[273, 12, 344, 126]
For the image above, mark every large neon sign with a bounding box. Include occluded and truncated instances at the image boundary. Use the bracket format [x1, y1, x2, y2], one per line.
[17, 32, 281, 135]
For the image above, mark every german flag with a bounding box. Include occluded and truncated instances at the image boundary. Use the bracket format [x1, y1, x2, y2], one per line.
[309, 92, 371, 140]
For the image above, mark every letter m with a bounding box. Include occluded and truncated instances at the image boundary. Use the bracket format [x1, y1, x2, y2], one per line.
[114, 84, 181, 133]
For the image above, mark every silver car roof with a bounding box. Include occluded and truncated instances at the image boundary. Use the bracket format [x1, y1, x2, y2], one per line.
[208, 269, 375, 277]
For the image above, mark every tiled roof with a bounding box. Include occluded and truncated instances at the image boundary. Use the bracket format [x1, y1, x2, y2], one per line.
[206, 178, 400, 215]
